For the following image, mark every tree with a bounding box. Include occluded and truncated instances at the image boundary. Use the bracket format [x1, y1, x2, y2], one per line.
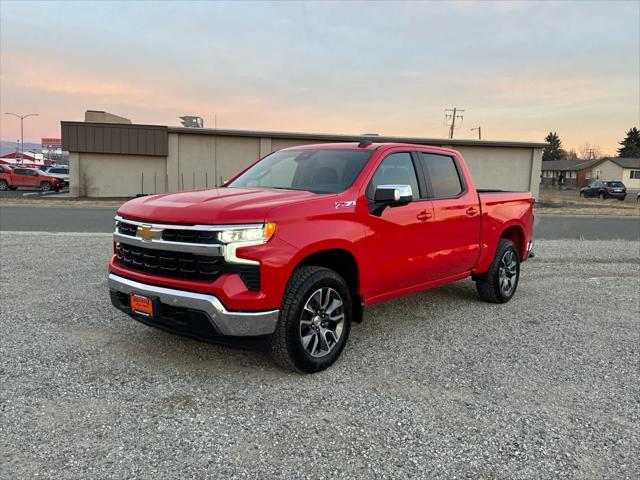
[578, 143, 601, 161]
[542, 132, 566, 162]
[565, 149, 578, 161]
[617, 127, 640, 158]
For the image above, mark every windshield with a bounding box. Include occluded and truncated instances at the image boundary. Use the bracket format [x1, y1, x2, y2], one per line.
[228, 149, 373, 194]
[605, 181, 624, 187]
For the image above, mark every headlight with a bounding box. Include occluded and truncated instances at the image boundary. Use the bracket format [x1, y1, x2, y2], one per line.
[218, 223, 276, 244]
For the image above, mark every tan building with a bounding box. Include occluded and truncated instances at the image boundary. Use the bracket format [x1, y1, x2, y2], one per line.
[590, 157, 640, 189]
[61, 120, 546, 198]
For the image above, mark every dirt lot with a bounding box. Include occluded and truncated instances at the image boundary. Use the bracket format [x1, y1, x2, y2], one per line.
[1, 232, 638, 479]
[537, 189, 639, 216]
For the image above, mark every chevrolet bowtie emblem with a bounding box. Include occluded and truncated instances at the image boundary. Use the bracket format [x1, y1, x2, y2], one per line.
[136, 225, 162, 241]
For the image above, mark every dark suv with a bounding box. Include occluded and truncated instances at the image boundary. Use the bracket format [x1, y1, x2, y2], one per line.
[580, 180, 627, 200]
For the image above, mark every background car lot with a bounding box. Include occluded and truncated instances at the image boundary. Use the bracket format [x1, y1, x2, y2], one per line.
[1, 231, 638, 479]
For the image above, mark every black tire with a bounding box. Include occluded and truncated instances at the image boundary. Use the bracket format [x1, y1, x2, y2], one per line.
[0, 180, 8, 190]
[270, 266, 352, 373]
[598, 192, 605, 199]
[618, 197, 625, 201]
[9, 186, 18, 190]
[40, 181, 52, 192]
[475, 239, 520, 304]
[579, 191, 584, 197]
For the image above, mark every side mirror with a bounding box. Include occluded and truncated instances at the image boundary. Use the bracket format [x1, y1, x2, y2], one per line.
[371, 184, 413, 216]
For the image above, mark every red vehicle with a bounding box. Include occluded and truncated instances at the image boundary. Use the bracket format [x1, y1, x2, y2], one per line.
[109, 142, 534, 372]
[0, 166, 62, 192]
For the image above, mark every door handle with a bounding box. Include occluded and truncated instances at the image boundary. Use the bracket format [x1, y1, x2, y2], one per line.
[466, 207, 478, 216]
[417, 210, 432, 221]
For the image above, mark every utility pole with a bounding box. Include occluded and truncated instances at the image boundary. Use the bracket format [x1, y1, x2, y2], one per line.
[4, 112, 38, 163]
[471, 126, 482, 140]
[586, 148, 597, 160]
[444, 107, 464, 139]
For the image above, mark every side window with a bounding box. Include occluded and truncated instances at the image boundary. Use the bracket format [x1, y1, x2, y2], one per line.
[13, 168, 27, 175]
[420, 153, 463, 198]
[367, 152, 420, 199]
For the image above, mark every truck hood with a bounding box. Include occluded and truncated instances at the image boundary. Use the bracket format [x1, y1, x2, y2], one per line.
[117, 187, 320, 224]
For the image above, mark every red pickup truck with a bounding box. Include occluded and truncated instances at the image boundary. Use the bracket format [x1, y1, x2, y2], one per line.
[109, 142, 534, 372]
[0, 166, 63, 192]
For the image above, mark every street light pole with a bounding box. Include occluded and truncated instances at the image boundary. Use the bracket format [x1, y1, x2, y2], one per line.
[4, 112, 38, 164]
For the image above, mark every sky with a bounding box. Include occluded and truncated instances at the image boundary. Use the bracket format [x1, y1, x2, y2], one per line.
[1, 0, 638, 154]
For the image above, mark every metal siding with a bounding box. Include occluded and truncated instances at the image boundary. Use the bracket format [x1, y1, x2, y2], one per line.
[60, 122, 168, 156]
[94, 125, 104, 152]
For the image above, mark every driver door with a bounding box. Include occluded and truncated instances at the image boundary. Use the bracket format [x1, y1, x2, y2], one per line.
[360, 151, 435, 299]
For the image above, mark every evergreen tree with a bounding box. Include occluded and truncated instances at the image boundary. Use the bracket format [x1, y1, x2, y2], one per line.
[542, 132, 566, 162]
[617, 127, 640, 158]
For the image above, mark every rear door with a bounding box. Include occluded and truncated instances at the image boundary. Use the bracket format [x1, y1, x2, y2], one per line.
[417, 152, 481, 279]
[589, 181, 603, 196]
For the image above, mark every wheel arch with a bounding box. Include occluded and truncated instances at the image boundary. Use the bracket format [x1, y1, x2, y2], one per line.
[293, 247, 363, 323]
[500, 224, 526, 260]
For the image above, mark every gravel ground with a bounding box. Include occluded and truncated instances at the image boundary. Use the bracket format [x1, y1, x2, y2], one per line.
[1, 233, 638, 479]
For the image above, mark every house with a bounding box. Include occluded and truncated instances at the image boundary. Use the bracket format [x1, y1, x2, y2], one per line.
[590, 157, 640, 189]
[540, 159, 598, 188]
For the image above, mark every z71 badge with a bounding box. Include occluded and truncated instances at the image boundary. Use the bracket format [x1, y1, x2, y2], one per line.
[334, 200, 356, 209]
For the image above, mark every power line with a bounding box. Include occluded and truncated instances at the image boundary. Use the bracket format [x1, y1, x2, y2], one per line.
[444, 107, 464, 139]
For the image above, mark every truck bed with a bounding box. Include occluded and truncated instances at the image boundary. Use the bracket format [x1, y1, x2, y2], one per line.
[474, 190, 534, 272]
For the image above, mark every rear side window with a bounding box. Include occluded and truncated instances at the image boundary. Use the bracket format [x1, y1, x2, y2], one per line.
[420, 153, 463, 198]
[367, 152, 420, 199]
[50, 168, 69, 174]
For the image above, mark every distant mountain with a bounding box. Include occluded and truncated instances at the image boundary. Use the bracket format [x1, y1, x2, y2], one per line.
[0, 141, 42, 156]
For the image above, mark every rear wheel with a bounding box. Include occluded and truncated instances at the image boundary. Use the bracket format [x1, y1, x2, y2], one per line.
[40, 181, 52, 192]
[598, 192, 605, 199]
[579, 191, 584, 197]
[475, 239, 520, 304]
[270, 266, 352, 373]
[0, 180, 8, 190]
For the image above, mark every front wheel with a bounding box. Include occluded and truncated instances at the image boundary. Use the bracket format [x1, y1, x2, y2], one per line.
[270, 266, 352, 373]
[475, 239, 520, 303]
[0, 180, 8, 190]
[40, 181, 52, 192]
[598, 192, 605, 199]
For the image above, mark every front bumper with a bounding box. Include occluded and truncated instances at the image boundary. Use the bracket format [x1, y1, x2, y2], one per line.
[108, 274, 279, 336]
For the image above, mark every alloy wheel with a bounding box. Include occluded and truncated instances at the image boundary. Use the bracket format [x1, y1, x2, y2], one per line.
[299, 287, 345, 358]
[498, 250, 518, 296]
